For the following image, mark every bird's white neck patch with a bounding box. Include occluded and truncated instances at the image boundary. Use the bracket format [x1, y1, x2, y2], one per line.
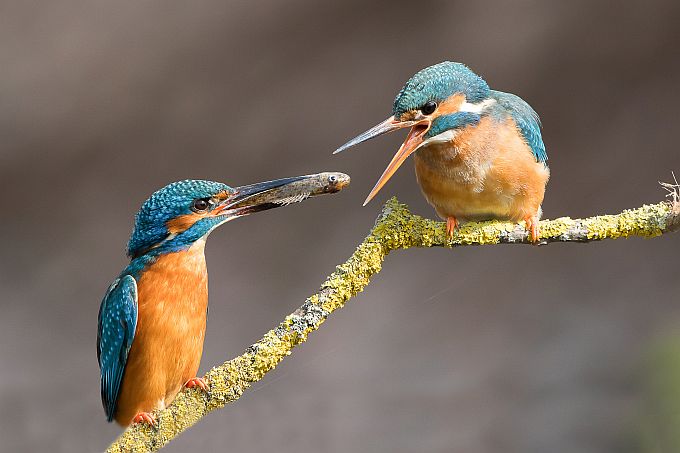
[420, 129, 458, 148]
[459, 98, 496, 114]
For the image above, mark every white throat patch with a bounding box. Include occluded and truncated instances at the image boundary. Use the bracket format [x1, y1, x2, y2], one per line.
[421, 129, 458, 148]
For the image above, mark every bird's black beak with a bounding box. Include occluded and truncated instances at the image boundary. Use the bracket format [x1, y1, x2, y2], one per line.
[216, 172, 350, 217]
[333, 116, 415, 154]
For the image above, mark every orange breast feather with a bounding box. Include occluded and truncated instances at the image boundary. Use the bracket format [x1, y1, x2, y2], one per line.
[414, 117, 549, 222]
[114, 241, 208, 425]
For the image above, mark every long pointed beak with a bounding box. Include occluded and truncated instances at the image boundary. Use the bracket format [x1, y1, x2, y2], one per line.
[363, 121, 430, 205]
[334, 116, 414, 154]
[217, 172, 350, 217]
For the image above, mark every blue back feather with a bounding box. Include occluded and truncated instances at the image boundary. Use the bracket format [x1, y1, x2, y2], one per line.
[490, 90, 547, 163]
[97, 275, 138, 421]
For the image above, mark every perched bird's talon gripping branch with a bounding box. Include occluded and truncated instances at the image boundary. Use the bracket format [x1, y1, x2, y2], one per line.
[108, 184, 679, 452]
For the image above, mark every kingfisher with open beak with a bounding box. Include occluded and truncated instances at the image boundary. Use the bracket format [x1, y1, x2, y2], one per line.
[335, 61, 549, 241]
[97, 173, 349, 426]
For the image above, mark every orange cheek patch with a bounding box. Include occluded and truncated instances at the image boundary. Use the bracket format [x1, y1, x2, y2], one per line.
[398, 94, 465, 122]
[436, 94, 465, 116]
[166, 206, 227, 234]
[166, 214, 202, 235]
[214, 190, 231, 202]
[398, 111, 418, 122]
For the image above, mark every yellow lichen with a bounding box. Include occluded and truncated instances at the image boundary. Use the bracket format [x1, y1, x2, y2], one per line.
[583, 203, 670, 240]
[539, 217, 575, 238]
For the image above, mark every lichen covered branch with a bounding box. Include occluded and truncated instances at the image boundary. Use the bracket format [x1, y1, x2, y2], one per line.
[107, 194, 680, 452]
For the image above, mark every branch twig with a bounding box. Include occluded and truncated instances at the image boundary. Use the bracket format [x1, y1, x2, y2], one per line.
[107, 191, 680, 452]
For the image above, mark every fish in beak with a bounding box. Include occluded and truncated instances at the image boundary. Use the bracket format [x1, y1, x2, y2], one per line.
[218, 172, 350, 217]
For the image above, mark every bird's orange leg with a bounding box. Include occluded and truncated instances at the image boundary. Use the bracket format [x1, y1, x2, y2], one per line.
[184, 377, 209, 392]
[132, 411, 157, 427]
[524, 216, 540, 243]
[446, 216, 459, 239]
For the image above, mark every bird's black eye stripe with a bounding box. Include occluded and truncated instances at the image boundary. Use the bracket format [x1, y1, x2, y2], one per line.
[421, 100, 437, 115]
[191, 198, 212, 213]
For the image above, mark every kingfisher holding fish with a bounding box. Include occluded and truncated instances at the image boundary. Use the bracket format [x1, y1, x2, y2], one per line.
[335, 61, 549, 241]
[97, 173, 349, 426]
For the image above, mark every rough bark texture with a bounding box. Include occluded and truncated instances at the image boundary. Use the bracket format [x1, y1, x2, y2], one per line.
[107, 194, 680, 452]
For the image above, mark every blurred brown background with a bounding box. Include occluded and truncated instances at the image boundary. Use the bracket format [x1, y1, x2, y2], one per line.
[1, 1, 679, 452]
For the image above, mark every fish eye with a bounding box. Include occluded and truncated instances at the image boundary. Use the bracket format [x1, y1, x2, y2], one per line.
[191, 198, 211, 213]
[329, 175, 337, 183]
[421, 101, 437, 115]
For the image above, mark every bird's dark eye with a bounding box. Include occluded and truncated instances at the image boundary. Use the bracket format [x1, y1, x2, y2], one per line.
[421, 101, 437, 115]
[191, 198, 211, 213]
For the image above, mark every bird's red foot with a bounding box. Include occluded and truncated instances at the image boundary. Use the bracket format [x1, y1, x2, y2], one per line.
[524, 216, 540, 243]
[446, 216, 459, 239]
[132, 412, 157, 427]
[184, 377, 209, 392]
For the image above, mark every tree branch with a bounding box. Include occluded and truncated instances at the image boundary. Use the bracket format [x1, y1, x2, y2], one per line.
[107, 190, 680, 452]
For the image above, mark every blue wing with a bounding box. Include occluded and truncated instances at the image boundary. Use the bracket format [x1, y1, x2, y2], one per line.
[97, 274, 138, 422]
[491, 90, 547, 163]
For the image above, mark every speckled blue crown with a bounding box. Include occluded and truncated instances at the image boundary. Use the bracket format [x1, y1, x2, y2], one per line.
[392, 61, 490, 117]
[127, 180, 231, 257]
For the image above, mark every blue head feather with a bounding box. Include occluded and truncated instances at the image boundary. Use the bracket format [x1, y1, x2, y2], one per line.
[393, 61, 490, 118]
[126, 180, 232, 259]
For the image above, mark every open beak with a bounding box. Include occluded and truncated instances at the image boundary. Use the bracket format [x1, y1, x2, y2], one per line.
[334, 115, 431, 206]
[216, 172, 350, 217]
[363, 119, 430, 205]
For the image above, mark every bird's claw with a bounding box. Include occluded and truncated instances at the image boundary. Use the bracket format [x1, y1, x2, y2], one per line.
[184, 377, 209, 392]
[446, 217, 459, 239]
[132, 411, 157, 428]
[524, 216, 540, 243]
